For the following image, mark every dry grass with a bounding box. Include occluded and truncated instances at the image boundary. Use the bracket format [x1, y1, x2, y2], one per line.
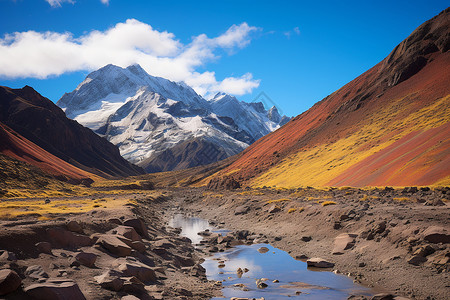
[321, 201, 337, 206]
[393, 197, 411, 202]
[238, 190, 265, 196]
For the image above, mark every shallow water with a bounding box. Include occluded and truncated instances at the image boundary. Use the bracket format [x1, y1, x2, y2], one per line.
[169, 214, 374, 300]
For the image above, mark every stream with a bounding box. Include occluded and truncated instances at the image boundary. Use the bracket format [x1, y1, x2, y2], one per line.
[169, 213, 375, 300]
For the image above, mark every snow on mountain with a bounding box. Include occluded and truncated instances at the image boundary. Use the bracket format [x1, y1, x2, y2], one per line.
[57, 64, 289, 172]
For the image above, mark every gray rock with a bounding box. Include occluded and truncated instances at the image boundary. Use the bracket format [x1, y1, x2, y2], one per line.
[0, 269, 22, 296]
[0, 250, 17, 262]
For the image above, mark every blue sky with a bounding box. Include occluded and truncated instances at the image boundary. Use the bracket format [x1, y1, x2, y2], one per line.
[0, 0, 448, 117]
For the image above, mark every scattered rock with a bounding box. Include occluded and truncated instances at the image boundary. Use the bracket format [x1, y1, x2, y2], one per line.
[268, 205, 281, 213]
[306, 258, 335, 268]
[95, 234, 132, 257]
[332, 233, 357, 255]
[66, 221, 83, 233]
[422, 226, 450, 244]
[371, 293, 395, 300]
[115, 258, 157, 282]
[407, 255, 427, 266]
[301, 236, 312, 242]
[256, 278, 268, 289]
[25, 265, 49, 280]
[74, 252, 97, 268]
[0, 269, 22, 296]
[24, 279, 86, 300]
[47, 227, 92, 248]
[121, 296, 140, 300]
[108, 226, 142, 242]
[235, 205, 250, 215]
[258, 246, 269, 253]
[123, 218, 149, 239]
[94, 270, 123, 291]
[35, 242, 52, 254]
[0, 250, 17, 262]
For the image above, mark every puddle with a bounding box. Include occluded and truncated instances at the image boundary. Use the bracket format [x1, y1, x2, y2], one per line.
[168, 213, 229, 244]
[169, 214, 375, 299]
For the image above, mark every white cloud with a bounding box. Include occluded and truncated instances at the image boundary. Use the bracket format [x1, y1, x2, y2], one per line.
[100, 0, 109, 5]
[284, 26, 300, 39]
[0, 19, 260, 97]
[45, 0, 74, 7]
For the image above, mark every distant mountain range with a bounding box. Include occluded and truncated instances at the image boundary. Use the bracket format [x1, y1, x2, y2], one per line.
[57, 64, 289, 172]
[205, 8, 450, 188]
[0, 86, 144, 180]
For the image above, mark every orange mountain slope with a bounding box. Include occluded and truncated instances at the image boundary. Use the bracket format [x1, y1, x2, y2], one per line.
[0, 122, 98, 184]
[209, 8, 450, 188]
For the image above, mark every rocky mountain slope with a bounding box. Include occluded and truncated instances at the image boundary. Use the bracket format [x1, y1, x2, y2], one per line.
[0, 86, 144, 178]
[0, 122, 96, 185]
[207, 8, 450, 188]
[57, 64, 289, 172]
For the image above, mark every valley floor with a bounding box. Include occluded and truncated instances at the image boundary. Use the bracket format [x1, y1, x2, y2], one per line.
[0, 186, 448, 300]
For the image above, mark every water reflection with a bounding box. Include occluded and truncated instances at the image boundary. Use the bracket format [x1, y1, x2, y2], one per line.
[206, 244, 374, 299]
[169, 214, 374, 299]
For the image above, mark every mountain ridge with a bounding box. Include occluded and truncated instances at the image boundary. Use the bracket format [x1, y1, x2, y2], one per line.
[58, 64, 290, 172]
[204, 7, 450, 188]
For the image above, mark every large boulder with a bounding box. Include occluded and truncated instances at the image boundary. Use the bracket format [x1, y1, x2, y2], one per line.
[47, 227, 92, 248]
[422, 226, 450, 244]
[123, 218, 149, 239]
[66, 221, 83, 233]
[108, 226, 142, 242]
[24, 279, 86, 300]
[306, 258, 335, 268]
[0, 250, 17, 262]
[74, 252, 97, 268]
[35, 242, 52, 254]
[94, 270, 123, 291]
[0, 269, 22, 296]
[113, 258, 157, 282]
[332, 233, 357, 255]
[95, 234, 132, 257]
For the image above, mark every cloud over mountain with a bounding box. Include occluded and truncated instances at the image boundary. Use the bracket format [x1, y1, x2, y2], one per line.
[0, 19, 260, 97]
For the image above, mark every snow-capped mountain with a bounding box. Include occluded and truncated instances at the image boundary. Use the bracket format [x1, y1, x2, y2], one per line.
[57, 64, 290, 172]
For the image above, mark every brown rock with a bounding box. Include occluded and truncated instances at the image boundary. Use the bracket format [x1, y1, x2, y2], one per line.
[332, 233, 357, 255]
[74, 252, 97, 268]
[407, 255, 427, 266]
[24, 279, 86, 300]
[422, 226, 450, 244]
[114, 258, 157, 282]
[108, 226, 142, 242]
[94, 270, 123, 291]
[121, 296, 140, 300]
[0, 250, 17, 262]
[95, 234, 132, 257]
[47, 227, 92, 248]
[235, 205, 250, 215]
[0, 269, 22, 296]
[371, 294, 395, 300]
[66, 221, 83, 233]
[306, 258, 335, 268]
[36, 242, 52, 254]
[131, 241, 146, 253]
[123, 218, 149, 239]
[108, 218, 122, 225]
[258, 247, 269, 253]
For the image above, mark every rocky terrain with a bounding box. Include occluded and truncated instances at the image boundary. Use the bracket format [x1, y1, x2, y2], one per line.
[1, 187, 448, 299]
[0, 192, 220, 300]
[176, 186, 450, 300]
